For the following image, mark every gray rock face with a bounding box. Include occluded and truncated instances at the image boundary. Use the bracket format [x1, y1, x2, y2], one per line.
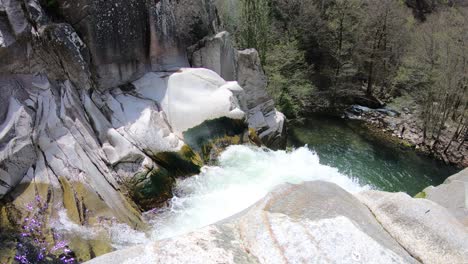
[86, 181, 418, 264]
[0, 0, 93, 88]
[0, 77, 36, 198]
[188, 32, 286, 149]
[0, 74, 144, 226]
[58, 0, 150, 89]
[423, 168, 468, 227]
[359, 190, 468, 264]
[0, 66, 245, 205]
[0, 0, 274, 235]
[189, 31, 238, 82]
[0, 0, 219, 89]
[0, 0, 285, 261]
[55, 0, 220, 89]
[0, 68, 246, 261]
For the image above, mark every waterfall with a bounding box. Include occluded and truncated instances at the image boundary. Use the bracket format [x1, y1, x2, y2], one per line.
[146, 145, 369, 240]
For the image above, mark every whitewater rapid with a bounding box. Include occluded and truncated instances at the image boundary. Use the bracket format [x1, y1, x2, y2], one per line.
[145, 145, 369, 240]
[53, 145, 370, 248]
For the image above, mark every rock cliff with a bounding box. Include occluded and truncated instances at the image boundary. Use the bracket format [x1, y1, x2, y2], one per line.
[0, 0, 285, 261]
[188, 32, 286, 149]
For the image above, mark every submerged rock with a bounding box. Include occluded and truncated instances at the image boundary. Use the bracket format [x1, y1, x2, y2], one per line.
[86, 181, 420, 264]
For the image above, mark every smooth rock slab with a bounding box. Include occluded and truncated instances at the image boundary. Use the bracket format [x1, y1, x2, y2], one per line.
[132, 68, 245, 135]
[86, 181, 417, 264]
[423, 168, 468, 227]
[359, 190, 468, 264]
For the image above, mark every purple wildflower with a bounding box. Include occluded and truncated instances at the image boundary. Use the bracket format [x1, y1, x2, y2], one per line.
[14, 255, 29, 264]
[15, 197, 78, 264]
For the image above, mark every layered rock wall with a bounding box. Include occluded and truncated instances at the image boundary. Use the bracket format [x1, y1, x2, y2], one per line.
[0, 0, 281, 261]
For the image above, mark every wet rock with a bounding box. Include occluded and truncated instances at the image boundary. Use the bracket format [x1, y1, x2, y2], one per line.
[376, 108, 400, 117]
[346, 105, 399, 118]
[346, 105, 372, 117]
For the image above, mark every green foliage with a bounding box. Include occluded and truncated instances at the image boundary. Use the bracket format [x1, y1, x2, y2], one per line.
[396, 7, 468, 145]
[393, 57, 432, 94]
[216, 0, 467, 128]
[355, 0, 411, 96]
[268, 0, 411, 103]
[265, 40, 315, 119]
[238, 0, 271, 63]
[216, 0, 241, 39]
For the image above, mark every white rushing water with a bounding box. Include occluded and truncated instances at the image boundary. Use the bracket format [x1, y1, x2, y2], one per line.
[53, 145, 370, 248]
[145, 145, 369, 241]
[53, 145, 369, 248]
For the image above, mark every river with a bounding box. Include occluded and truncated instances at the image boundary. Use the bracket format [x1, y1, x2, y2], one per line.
[288, 116, 460, 195]
[104, 116, 460, 247]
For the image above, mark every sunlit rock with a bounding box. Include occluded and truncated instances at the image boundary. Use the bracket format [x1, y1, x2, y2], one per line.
[188, 31, 286, 149]
[0, 67, 248, 261]
[359, 190, 468, 264]
[0, 79, 36, 198]
[132, 69, 245, 135]
[423, 168, 468, 226]
[86, 181, 418, 264]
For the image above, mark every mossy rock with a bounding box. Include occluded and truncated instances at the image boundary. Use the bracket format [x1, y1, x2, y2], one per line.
[130, 144, 207, 210]
[67, 234, 113, 262]
[400, 140, 414, 148]
[184, 117, 247, 154]
[0, 227, 18, 264]
[152, 146, 203, 177]
[0, 179, 143, 263]
[414, 191, 427, 199]
[127, 145, 203, 210]
[129, 118, 250, 210]
[130, 168, 176, 210]
[248, 128, 262, 147]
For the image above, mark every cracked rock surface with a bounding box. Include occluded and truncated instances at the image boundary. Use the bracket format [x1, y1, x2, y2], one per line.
[0, 0, 257, 261]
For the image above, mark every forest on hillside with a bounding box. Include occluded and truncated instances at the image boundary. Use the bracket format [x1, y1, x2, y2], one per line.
[216, 0, 467, 159]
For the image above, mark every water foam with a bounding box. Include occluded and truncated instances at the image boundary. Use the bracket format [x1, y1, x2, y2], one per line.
[146, 145, 369, 240]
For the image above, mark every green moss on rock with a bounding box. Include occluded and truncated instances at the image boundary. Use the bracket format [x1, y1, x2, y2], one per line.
[129, 144, 205, 210]
[184, 117, 247, 152]
[129, 118, 250, 210]
[414, 191, 427, 199]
